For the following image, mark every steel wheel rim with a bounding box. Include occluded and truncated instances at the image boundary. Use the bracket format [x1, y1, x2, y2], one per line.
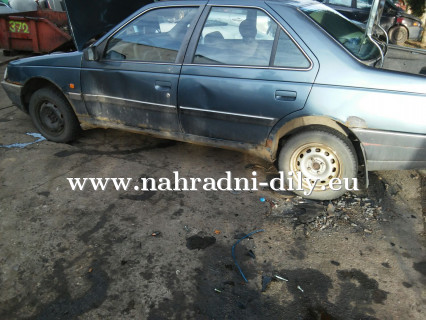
[38, 101, 65, 135]
[289, 143, 342, 191]
[393, 28, 407, 42]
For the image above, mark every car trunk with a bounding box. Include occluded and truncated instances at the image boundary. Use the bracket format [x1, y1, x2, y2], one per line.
[383, 45, 426, 76]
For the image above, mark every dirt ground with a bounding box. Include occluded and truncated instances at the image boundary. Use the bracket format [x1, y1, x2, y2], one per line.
[0, 62, 425, 319]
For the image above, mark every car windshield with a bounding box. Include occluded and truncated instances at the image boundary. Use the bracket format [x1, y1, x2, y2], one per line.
[301, 4, 380, 62]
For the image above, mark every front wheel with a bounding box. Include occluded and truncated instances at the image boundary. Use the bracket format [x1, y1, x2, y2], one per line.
[29, 87, 81, 143]
[278, 130, 358, 200]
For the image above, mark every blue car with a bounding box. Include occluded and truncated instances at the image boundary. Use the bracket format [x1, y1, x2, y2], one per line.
[2, 0, 425, 199]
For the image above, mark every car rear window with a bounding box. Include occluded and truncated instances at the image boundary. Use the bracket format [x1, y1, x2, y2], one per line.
[301, 4, 380, 62]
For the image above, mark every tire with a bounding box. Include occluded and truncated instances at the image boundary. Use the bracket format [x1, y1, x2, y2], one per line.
[278, 129, 358, 200]
[29, 87, 81, 143]
[389, 26, 408, 45]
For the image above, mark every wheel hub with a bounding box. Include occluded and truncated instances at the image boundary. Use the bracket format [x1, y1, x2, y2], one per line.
[290, 143, 341, 191]
[39, 102, 64, 133]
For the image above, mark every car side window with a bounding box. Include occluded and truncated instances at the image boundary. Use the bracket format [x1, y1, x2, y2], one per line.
[272, 30, 311, 68]
[193, 7, 277, 66]
[105, 7, 198, 63]
[328, 0, 353, 7]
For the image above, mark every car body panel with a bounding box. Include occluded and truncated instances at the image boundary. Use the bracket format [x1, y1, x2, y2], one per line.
[81, 61, 182, 133]
[306, 84, 425, 134]
[352, 128, 426, 170]
[5, 51, 85, 114]
[1, 0, 425, 171]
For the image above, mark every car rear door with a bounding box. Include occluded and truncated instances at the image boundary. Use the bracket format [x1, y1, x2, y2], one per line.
[177, 2, 319, 145]
[80, 4, 204, 132]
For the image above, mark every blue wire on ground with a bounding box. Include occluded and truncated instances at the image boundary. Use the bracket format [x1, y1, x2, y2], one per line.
[231, 229, 265, 283]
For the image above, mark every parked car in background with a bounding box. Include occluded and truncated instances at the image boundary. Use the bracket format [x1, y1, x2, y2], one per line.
[2, 0, 426, 200]
[8, 0, 64, 11]
[8, 0, 37, 11]
[319, 0, 423, 44]
[0, 1, 16, 13]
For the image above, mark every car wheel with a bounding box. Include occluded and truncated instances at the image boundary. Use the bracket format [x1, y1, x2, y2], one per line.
[389, 26, 408, 45]
[278, 130, 358, 200]
[29, 87, 81, 143]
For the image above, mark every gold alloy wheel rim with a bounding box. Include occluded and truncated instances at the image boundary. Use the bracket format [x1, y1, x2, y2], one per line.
[289, 143, 342, 192]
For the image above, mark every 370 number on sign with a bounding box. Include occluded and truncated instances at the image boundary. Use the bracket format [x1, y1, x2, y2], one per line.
[9, 21, 30, 33]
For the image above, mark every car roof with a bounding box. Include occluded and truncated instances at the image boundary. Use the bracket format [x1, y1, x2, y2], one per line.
[164, 0, 318, 8]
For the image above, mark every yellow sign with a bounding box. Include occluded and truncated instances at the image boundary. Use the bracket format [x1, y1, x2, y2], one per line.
[9, 21, 29, 34]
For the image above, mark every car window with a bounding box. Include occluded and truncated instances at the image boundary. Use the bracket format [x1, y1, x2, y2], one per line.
[105, 7, 198, 63]
[328, 0, 353, 7]
[356, 0, 373, 9]
[193, 7, 277, 66]
[273, 30, 311, 68]
[301, 4, 380, 61]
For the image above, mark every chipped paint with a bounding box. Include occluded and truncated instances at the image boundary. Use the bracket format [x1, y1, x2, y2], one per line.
[346, 116, 367, 129]
[0, 133, 46, 149]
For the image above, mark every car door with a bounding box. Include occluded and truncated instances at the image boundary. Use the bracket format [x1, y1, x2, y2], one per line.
[80, 5, 202, 132]
[178, 3, 318, 145]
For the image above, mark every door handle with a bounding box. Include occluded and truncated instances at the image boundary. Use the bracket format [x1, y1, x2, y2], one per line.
[155, 81, 172, 91]
[275, 90, 297, 101]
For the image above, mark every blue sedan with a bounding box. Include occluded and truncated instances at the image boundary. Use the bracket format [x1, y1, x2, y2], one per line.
[2, 0, 425, 199]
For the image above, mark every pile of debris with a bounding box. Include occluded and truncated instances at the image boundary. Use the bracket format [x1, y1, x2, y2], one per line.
[266, 192, 384, 234]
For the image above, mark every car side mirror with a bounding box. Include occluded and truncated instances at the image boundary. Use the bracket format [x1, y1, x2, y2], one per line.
[84, 46, 100, 61]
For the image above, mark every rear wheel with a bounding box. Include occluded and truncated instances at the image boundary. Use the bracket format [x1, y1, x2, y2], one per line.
[29, 87, 81, 143]
[278, 130, 358, 200]
[389, 26, 408, 45]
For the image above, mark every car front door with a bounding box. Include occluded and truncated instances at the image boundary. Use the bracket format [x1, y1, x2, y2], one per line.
[178, 4, 318, 145]
[81, 4, 203, 133]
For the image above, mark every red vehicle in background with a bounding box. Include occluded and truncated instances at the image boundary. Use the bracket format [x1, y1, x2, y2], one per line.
[393, 0, 407, 11]
[0, 0, 71, 54]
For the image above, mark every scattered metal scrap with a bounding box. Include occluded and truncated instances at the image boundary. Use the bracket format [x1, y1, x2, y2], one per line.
[265, 192, 384, 234]
[231, 229, 264, 283]
[274, 275, 289, 282]
[261, 275, 272, 292]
